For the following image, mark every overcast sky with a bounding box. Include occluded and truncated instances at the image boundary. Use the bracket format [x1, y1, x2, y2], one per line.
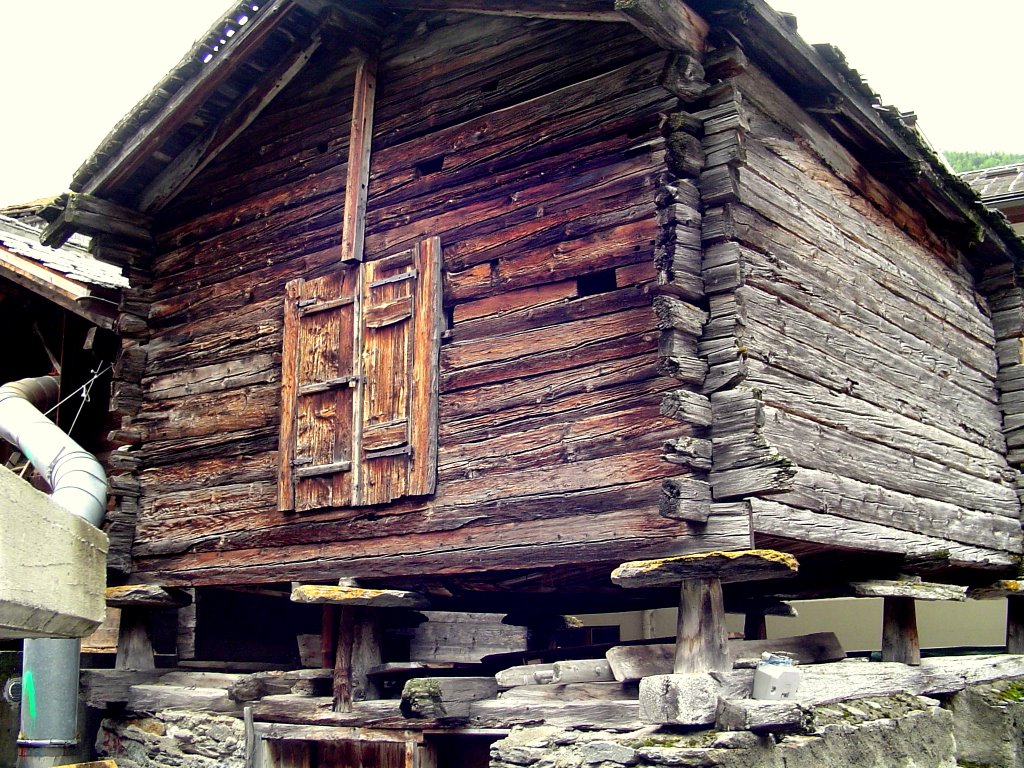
[1, 1, 1022, 206]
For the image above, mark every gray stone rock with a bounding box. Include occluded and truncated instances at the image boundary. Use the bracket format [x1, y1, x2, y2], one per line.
[634, 746, 717, 766]
[96, 710, 245, 768]
[639, 673, 720, 726]
[710, 731, 763, 750]
[580, 740, 636, 765]
[947, 678, 1024, 768]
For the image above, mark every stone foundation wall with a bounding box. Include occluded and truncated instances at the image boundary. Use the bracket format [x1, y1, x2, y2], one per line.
[89, 674, 1024, 768]
[96, 709, 245, 768]
[489, 694, 958, 768]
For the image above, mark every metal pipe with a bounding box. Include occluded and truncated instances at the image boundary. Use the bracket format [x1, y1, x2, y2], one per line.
[0, 376, 108, 767]
[0, 376, 107, 527]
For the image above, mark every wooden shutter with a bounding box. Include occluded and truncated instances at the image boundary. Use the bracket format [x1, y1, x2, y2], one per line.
[355, 237, 442, 506]
[278, 269, 360, 512]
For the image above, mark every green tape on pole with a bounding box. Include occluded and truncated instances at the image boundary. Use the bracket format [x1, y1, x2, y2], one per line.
[23, 668, 36, 720]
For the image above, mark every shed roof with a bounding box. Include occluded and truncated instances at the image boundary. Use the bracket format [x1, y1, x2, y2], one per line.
[961, 163, 1024, 206]
[0, 214, 125, 329]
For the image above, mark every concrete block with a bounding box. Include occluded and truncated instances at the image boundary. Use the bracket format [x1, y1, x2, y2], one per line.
[639, 673, 720, 726]
[0, 466, 107, 639]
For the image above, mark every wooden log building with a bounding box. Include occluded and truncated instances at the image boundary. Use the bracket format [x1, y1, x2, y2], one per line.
[26, 0, 1024, 762]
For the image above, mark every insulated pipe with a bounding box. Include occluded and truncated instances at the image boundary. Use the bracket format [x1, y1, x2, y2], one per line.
[0, 376, 109, 768]
[0, 376, 107, 527]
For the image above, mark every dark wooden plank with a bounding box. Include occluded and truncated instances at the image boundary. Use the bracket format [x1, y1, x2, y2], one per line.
[382, 0, 624, 21]
[615, 0, 707, 54]
[341, 48, 379, 264]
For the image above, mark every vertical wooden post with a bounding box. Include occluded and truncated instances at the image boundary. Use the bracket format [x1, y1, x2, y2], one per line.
[881, 596, 920, 665]
[743, 611, 768, 641]
[1008, 596, 1024, 654]
[674, 577, 730, 674]
[333, 606, 383, 712]
[115, 608, 155, 670]
[340, 47, 379, 264]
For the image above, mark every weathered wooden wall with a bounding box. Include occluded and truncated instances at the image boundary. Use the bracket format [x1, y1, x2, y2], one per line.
[128, 12, 749, 588]
[695, 52, 1022, 568]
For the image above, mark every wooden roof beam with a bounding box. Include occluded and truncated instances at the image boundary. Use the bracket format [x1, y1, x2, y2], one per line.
[380, 0, 626, 22]
[41, 193, 153, 249]
[139, 26, 326, 213]
[615, 0, 708, 55]
[79, 0, 298, 199]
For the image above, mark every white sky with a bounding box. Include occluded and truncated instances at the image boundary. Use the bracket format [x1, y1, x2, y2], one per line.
[1, 1, 1022, 206]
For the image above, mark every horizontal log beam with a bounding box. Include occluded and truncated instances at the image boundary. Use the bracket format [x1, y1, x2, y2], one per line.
[381, 0, 625, 21]
[615, 0, 708, 54]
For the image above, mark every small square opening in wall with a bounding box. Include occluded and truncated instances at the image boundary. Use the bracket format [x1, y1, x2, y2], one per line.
[577, 268, 618, 297]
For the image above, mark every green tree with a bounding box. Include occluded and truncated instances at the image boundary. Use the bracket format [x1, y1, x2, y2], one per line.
[943, 151, 1024, 173]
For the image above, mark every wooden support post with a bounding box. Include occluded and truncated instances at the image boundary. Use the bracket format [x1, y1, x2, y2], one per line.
[115, 608, 155, 670]
[333, 606, 382, 712]
[340, 47, 379, 264]
[966, 581, 1024, 655]
[743, 611, 768, 641]
[1008, 596, 1024, 655]
[612, 550, 798, 674]
[881, 597, 920, 666]
[675, 578, 730, 674]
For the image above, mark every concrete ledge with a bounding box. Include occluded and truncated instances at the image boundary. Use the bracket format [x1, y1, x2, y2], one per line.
[0, 466, 107, 639]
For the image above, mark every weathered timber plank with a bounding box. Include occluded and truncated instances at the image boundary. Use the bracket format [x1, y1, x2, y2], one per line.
[606, 634, 847, 684]
[340, 48, 378, 264]
[140, 29, 325, 213]
[132, 503, 751, 585]
[438, 402, 685, 483]
[143, 354, 279, 401]
[772, 467, 1022, 554]
[500, 682, 637, 701]
[744, 360, 1009, 485]
[133, 476, 672, 558]
[381, 0, 624, 21]
[615, 0, 707, 54]
[736, 285, 1004, 453]
[127, 684, 242, 714]
[749, 499, 1017, 569]
[759, 402, 1018, 518]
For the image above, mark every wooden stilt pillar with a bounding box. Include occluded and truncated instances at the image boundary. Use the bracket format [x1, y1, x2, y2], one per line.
[853, 578, 966, 665]
[881, 596, 920, 666]
[116, 608, 155, 670]
[1008, 596, 1024, 655]
[675, 577, 730, 674]
[612, 550, 799, 674]
[291, 581, 428, 712]
[106, 584, 191, 671]
[333, 606, 382, 712]
[966, 581, 1024, 655]
[743, 611, 768, 641]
